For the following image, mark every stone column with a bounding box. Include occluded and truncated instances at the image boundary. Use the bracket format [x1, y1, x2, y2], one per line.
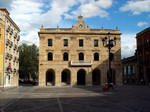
[86, 68, 92, 86]
[55, 68, 61, 86]
[71, 68, 77, 86]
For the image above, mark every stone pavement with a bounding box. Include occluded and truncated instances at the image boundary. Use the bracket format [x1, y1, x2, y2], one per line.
[0, 86, 150, 112]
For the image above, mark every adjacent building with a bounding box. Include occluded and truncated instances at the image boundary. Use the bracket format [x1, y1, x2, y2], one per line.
[136, 27, 150, 84]
[0, 8, 20, 87]
[122, 54, 137, 84]
[38, 16, 122, 86]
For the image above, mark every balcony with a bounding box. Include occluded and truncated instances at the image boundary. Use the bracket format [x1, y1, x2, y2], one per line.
[17, 35, 20, 41]
[5, 53, 9, 59]
[13, 44, 17, 50]
[6, 39, 10, 46]
[14, 33, 17, 39]
[6, 26, 10, 32]
[10, 28, 13, 35]
[9, 41, 13, 47]
[9, 54, 13, 60]
[13, 68, 17, 73]
[5, 67, 12, 73]
[13, 56, 17, 62]
[70, 60, 93, 67]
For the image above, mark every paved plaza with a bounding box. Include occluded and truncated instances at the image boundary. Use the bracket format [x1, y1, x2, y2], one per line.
[0, 85, 150, 112]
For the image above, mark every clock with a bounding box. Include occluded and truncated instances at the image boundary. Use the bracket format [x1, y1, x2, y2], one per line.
[79, 24, 83, 29]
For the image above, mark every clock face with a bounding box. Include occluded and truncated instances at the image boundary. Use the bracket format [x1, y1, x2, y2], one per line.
[79, 24, 83, 29]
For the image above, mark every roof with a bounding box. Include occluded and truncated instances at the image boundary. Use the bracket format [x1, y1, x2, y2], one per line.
[0, 8, 10, 15]
[136, 27, 150, 37]
[39, 16, 121, 35]
[121, 56, 137, 64]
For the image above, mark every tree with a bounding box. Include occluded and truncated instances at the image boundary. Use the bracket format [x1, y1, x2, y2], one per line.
[19, 43, 39, 82]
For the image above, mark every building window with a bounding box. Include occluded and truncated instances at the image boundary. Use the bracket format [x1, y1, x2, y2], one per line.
[48, 52, 53, 61]
[94, 53, 99, 61]
[63, 52, 68, 61]
[79, 39, 83, 47]
[48, 39, 52, 46]
[128, 66, 131, 75]
[63, 39, 68, 47]
[123, 67, 126, 75]
[94, 39, 98, 47]
[79, 52, 84, 60]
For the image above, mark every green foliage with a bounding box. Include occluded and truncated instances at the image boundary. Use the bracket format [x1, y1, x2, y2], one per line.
[19, 43, 39, 80]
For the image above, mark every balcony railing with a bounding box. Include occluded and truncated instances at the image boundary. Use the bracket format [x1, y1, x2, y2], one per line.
[10, 28, 13, 35]
[14, 33, 17, 39]
[5, 67, 12, 73]
[6, 39, 10, 46]
[9, 54, 13, 60]
[13, 44, 17, 50]
[5, 53, 9, 59]
[70, 60, 92, 67]
[17, 35, 20, 41]
[9, 41, 13, 47]
[6, 26, 10, 32]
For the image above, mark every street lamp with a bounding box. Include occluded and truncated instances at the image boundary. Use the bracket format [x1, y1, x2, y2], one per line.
[102, 32, 117, 84]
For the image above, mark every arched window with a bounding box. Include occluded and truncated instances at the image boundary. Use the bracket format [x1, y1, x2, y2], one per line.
[94, 53, 99, 61]
[63, 52, 68, 61]
[48, 52, 53, 61]
[79, 52, 84, 60]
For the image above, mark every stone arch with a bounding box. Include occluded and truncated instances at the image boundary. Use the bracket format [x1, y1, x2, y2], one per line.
[61, 69, 71, 85]
[77, 69, 86, 85]
[46, 69, 55, 86]
[92, 69, 101, 85]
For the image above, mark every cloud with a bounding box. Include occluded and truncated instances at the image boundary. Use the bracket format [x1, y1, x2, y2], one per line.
[121, 33, 136, 58]
[137, 21, 149, 27]
[69, 0, 113, 18]
[5, 0, 114, 46]
[120, 0, 150, 15]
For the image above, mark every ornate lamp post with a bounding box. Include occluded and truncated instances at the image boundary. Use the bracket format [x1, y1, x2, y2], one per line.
[102, 32, 117, 84]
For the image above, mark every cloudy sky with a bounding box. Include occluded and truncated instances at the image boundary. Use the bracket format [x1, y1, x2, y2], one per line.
[0, 0, 150, 58]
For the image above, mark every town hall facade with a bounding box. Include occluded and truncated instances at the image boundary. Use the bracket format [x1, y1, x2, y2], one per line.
[38, 16, 122, 86]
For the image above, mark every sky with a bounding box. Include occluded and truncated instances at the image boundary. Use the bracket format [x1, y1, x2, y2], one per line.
[0, 0, 150, 58]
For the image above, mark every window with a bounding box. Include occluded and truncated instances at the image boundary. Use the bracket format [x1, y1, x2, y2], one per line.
[123, 67, 126, 75]
[94, 39, 98, 47]
[128, 66, 131, 75]
[63, 39, 68, 46]
[94, 53, 99, 61]
[48, 52, 53, 61]
[79, 52, 84, 60]
[48, 39, 52, 46]
[79, 39, 83, 47]
[63, 52, 68, 61]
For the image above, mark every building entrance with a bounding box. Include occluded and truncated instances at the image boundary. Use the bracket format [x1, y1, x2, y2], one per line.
[92, 69, 101, 85]
[46, 69, 55, 86]
[61, 69, 71, 85]
[77, 69, 86, 85]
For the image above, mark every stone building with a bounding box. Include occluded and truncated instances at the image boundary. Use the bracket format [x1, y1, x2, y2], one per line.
[38, 16, 122, 86]
[136, 27, 150, 84]
[0, 8, 20, 87]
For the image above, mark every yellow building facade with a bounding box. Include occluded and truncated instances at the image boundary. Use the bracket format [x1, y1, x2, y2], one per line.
[38, 16, 122, 86]
[0, 8, 20, 87]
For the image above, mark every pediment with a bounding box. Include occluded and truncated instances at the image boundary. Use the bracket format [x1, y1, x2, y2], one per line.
[72, 15, 89, 31]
